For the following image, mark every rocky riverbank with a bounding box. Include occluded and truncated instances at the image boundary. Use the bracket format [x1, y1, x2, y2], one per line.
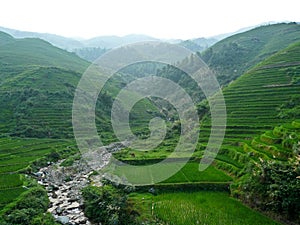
[35, 142, 128, 225]
[36, 159, 94, 224]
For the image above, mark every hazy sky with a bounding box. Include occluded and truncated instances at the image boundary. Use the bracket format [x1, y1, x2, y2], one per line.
[1, 0, 300, 39]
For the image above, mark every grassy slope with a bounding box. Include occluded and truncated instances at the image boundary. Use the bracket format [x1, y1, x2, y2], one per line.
[113, 38, 300, 183]
[111, 27, 300, 193]
[0, 32, 90, 137]
[0, 32, 162, 139]
[201, 22, 300, 86]
[0, 32, 88, 72]
[199, 41, 300, 177]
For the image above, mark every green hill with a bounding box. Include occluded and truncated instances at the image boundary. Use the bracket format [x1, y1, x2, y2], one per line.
[0, 33, 90, 137]
[201, 22, 300, 85]
[0, 32, 88, 72]
[198, 40, 300, 183]
[0, 32, 163, 139]
[0, 32, 14, 46]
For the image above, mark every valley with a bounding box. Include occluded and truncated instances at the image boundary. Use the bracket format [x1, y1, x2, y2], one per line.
[0, 22, 299, 225]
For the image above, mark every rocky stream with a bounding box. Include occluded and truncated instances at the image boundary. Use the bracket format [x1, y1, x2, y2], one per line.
[34, 142, 128, 225]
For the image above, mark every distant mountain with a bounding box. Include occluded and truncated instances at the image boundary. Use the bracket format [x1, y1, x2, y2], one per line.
[178, 24, 257, 53]
[210, 25, 257, 41]
[0, 26, 84, 51]
[179, 37, 218, 52]
[1, 23, 290, 64]
[73, 47, 108, 62]
[83, 34, 159, 49]
[0, 31, 14, 46]
[0, 26, 159, 50]
[72, 34, 159, 61]
[192, 37, 218, 47]
[0, 26, 162, 61]
[0, 24, 264, 63]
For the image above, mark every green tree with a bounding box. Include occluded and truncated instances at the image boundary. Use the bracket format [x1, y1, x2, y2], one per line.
[238, 145, 300, 223]
[82, 185, 138, 225]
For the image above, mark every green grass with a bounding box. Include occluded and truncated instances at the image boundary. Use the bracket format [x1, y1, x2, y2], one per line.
[0, 32, 88, 137]
[162, 163, 232, 183]
[113, 130, 184, 161]
[153, 192, 279, 225]
[0, 174, 22, 189]
[0, 33, 164, 139]
[0, 33, 89, 72]
[129, 191, 280, 225]
[106, 161, 231, 185]
[0, 164, 27, 173]
[0, 187, 26, 209]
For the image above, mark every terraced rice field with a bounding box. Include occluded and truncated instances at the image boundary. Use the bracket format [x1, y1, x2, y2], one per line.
[198, 42, 300, 176]
[0, 137, 76, 210]
[129, 192, 279, 225]
[161, 163, 232, 183]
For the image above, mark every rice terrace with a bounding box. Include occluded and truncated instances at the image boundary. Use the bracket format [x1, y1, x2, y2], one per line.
[0, 5, 300, 225]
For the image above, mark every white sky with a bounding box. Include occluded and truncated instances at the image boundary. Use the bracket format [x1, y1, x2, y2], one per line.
[1, 0, 300, 39]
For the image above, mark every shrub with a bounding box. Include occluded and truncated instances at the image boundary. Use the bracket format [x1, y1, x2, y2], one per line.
[237, 158, 300, 223]
[2, 186, 51, 225]
[82, 185, 139, 225]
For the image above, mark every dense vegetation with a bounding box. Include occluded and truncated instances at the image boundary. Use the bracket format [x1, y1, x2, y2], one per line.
[197, 40, 300, 177]
[82, 187, 279, 225]
[0, 185, 59, 225]
[234, 122, 300, 223]
[82, 184, 140, 225]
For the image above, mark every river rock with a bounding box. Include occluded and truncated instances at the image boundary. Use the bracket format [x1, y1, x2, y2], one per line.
[35, 141, 127, 225]
[55, 215, 70, 224]
[52, 191, 58, 198]
[66, 202, 80, 210]
[56, 206, 63, 215]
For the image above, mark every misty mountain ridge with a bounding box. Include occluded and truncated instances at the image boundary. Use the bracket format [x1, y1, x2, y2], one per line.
[0, 24, 255, 61]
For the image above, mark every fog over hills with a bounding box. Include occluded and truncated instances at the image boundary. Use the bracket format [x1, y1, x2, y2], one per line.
[0, 24, 257, 61]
